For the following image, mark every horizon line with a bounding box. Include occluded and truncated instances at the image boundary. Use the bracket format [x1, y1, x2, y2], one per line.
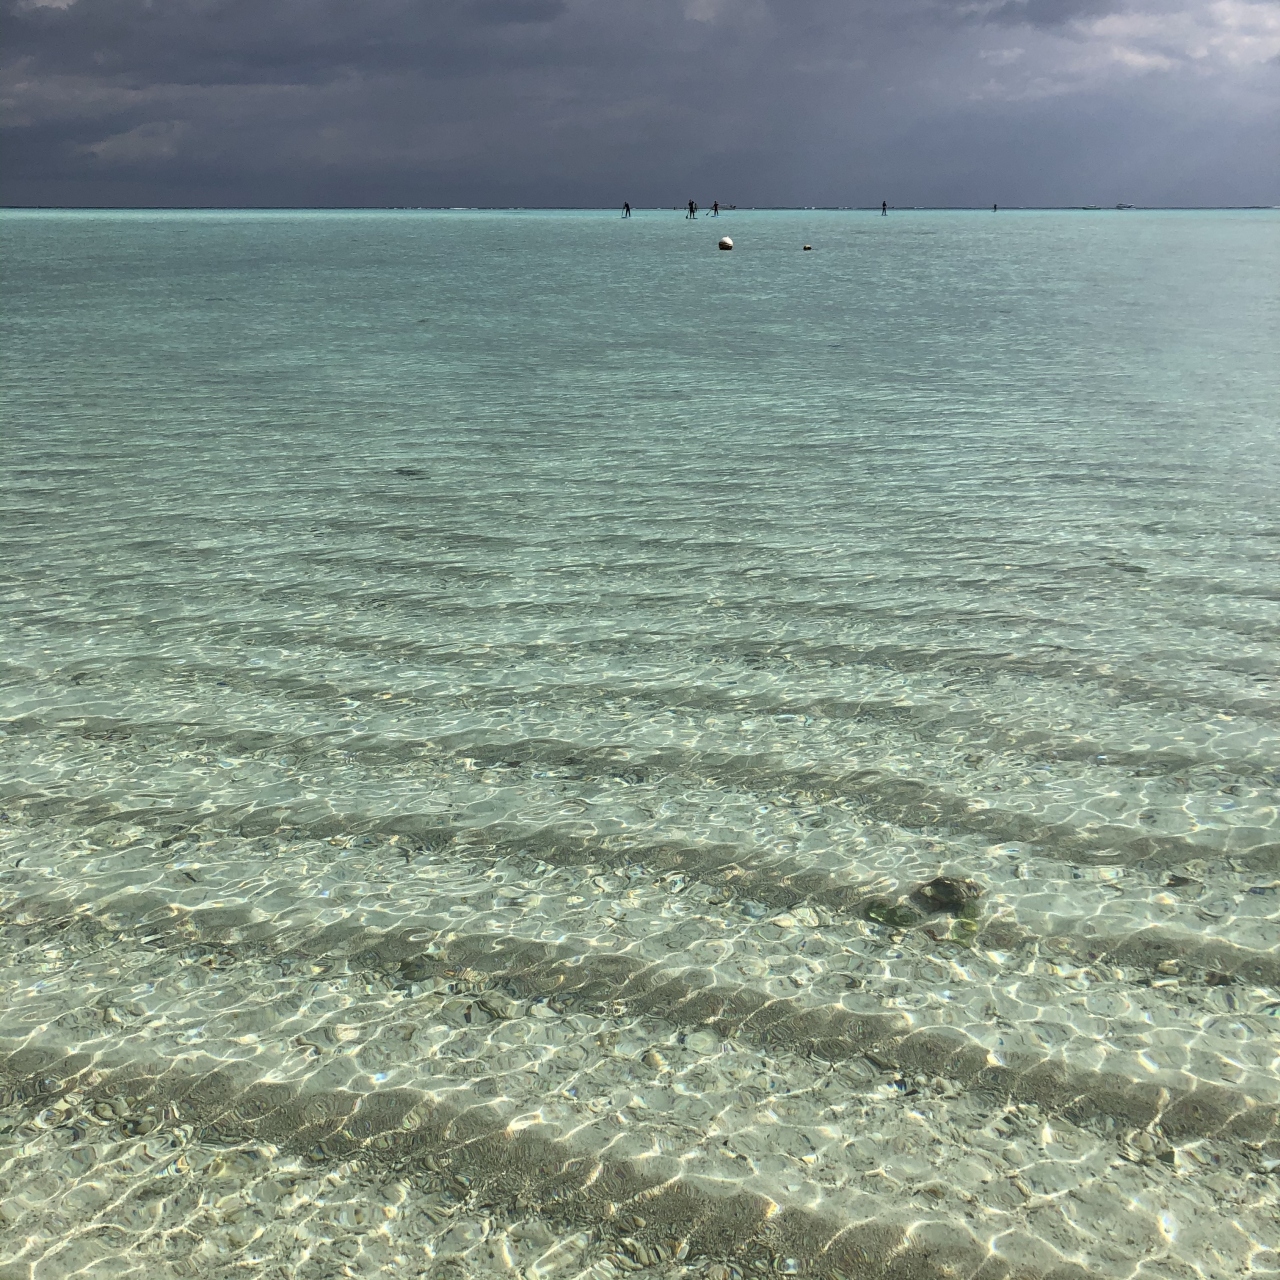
[4, 204, 1278, 213]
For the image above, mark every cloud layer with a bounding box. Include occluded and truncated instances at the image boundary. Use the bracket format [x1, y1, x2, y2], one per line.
[2, 0, 1277, 205]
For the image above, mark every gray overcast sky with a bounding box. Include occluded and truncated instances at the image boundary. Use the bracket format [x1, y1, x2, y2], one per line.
[2, 0, 1277, 207]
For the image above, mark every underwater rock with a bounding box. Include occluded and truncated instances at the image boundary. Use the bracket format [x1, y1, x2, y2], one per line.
[911, 877, 983, 915]
[863, 899, 922, 929]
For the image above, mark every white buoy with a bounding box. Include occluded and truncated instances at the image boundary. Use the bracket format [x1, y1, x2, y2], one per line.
[718, 237, 733, 250]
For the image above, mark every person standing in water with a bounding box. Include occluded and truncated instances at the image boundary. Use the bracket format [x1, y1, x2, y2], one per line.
[712, 201, 719, 216]
[623, 202, 631, 218]
[993, 203, 997, 212]
[881, 201, 888, 216]
[687, 199, 697, 219]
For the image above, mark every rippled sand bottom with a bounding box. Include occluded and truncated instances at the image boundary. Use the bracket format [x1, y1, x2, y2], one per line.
[2, 814, 1277, 1280]
[2, 209, 1279, 1278]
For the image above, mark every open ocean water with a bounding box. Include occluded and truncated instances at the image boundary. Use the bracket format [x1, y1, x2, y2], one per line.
[1, 208, 1278, 1280]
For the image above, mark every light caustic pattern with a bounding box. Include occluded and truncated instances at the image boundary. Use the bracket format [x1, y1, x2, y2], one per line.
[0, 209, 1278, 1280]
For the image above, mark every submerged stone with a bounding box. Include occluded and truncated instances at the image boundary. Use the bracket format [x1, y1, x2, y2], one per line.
[911, 877, 983, 916]
[863, 899, 922, 929]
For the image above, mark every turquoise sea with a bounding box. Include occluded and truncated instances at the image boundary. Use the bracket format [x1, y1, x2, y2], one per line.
[1, 209, 1278, 1280]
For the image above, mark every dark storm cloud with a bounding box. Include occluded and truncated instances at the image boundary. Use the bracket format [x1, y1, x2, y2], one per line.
[2, 0, 1277, 206]
[4, 0, 573, 84]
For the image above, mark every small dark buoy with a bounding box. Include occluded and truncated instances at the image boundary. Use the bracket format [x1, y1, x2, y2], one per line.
[803, 244, 812, 251]
[718, 237, 733, 250]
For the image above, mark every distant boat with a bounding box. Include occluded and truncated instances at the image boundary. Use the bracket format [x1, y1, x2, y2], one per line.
[1082, 205, 1101, 211]
[1116, 203, 1134, 210]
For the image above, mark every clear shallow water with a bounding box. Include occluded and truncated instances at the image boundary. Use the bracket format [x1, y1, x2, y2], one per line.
[0, 208, 1278, 1280]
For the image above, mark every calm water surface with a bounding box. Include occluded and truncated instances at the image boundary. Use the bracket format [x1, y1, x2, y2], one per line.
[1, 209, 1279, 1279]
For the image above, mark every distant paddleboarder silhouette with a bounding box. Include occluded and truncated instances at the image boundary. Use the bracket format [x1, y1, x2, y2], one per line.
[623, 202, 631, 218]
[712, 201, 719, 216]
[881, 201, 888, 216]
[687, 200, 697, 219]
